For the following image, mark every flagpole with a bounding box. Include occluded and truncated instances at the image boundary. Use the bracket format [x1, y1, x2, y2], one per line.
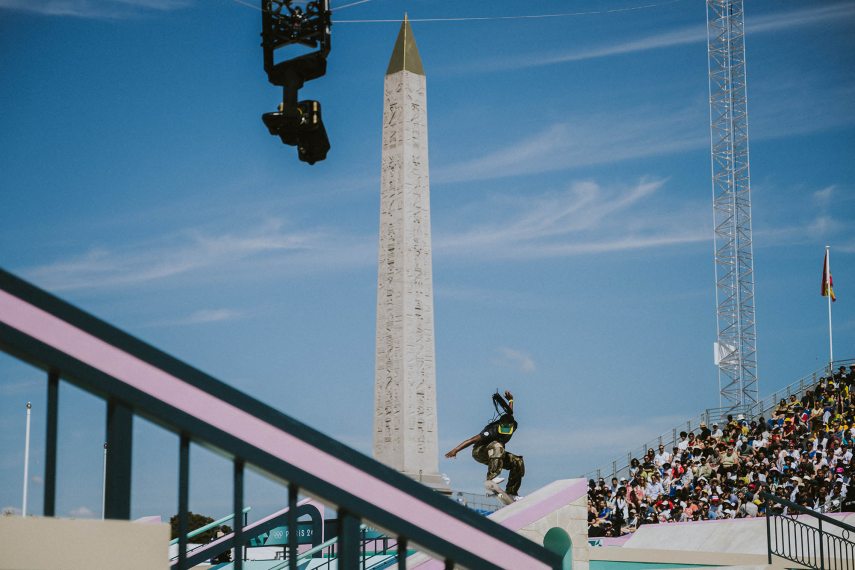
[102, 442, 108, 520]
[827, 245, 834, 371]
[22, 402, 32, 517]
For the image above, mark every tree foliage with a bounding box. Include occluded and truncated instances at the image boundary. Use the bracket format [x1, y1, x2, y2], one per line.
[169, 511, 233, 562]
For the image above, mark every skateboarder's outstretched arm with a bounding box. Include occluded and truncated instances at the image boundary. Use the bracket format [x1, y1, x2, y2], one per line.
[445, 434, 483, 458]
[504, 390, 514, 413]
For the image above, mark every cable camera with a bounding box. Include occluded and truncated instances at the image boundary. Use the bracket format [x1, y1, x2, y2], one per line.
[260, 0, 331, 164]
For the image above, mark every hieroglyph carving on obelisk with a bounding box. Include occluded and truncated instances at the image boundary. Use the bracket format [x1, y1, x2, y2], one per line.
[373, 17, 445, 490]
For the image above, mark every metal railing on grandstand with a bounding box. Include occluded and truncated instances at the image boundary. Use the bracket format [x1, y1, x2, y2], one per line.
[453, 491, 503, 515]
[762, 491, 855, 570]
[0, 268, 561, 570]
[582, 359, 855, 482]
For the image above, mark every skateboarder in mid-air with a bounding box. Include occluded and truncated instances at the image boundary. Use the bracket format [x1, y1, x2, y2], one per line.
[445, 390, 525, 505]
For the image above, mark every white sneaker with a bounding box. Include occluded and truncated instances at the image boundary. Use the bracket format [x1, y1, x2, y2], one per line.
[510, 494, 524, 502]
[492, 476, 505, 484]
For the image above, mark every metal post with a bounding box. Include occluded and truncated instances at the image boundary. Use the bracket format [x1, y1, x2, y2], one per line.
[101, 443, 107, 519]
[44, 372, 59, 517]
[363, 527, 369, 569]
[397, 536, 408, 570]
[818, 518, 825, 570]
[234, 460, 244, 570]
[178, 434, 190, 570]
[765, 496, 772, 565]
[288, 484, 298, 570]
[22, 402, 32, 517]
[611, 461, 616, 479]
[104, 399, 133, 519]
[338, 510, 360, 569]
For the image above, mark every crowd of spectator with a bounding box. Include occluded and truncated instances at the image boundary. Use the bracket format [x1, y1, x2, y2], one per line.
[588, 363, 855, 537]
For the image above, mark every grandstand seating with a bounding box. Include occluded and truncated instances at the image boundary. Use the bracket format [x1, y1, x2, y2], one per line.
[589, 361, 855, 536]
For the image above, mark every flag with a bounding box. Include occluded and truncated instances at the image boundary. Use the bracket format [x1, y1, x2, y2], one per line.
[822, 249, 836, 302]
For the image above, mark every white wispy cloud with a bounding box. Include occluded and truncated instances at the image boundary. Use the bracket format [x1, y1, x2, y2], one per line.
[0, 0, 191, 18]
[751, 179, 853, 250]
[148, 308, 246, 327]
[435, 73, 855, 185]
[0, 378, 42, 397]
[23, 218, 373, 292]
[22, 175, 715, 294]
[69, 505, 96, 518]
[433, 105, 707, 184]
[496, 347, 536, 374]
[813, 186, 836, 208]
[435, 178, 709, 260]
[463, 3, 855, 72]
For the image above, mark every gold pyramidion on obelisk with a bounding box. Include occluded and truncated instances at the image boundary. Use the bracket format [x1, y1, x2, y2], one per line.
[385, 13, 424, 76]
[373, 15, 447, 492]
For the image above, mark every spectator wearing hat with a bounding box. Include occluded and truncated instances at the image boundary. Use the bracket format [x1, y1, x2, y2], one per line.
[719, 444, 740, 475]
[707, 495, 722, 519]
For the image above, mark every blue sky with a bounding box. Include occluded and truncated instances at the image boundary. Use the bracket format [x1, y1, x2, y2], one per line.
[1, 0, 854, 522]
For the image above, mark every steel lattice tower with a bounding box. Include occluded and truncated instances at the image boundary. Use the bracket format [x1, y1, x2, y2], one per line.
[706, 0, 758, 415]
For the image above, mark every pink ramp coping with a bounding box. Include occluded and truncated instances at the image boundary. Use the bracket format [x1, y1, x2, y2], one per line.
[0, 285, 553, 570]
[413, 479, 588, 569]
[489, 479, 588, 532]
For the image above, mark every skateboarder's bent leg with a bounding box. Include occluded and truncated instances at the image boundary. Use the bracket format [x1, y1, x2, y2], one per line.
[472, 441, 506, 490]
[503, 452, 525, 496]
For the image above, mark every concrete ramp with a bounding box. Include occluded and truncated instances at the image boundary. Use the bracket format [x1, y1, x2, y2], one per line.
[623, 512, 855, 556]
[624, 517, 769, 555]
[588, 512, 855, 569]
[411, 478, 589, 569]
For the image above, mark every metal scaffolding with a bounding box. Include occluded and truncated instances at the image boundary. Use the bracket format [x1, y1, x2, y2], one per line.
[706, 0, 758, 416]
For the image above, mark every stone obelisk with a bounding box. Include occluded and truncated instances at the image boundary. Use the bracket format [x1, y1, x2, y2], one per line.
[373, 17, 446, 491]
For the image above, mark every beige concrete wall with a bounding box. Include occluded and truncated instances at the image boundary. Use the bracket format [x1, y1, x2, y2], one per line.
[513, 493, 588, 569]
[0, 516, 169, 570]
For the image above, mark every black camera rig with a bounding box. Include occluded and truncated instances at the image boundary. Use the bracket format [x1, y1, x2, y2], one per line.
[260, 0, 332, 165]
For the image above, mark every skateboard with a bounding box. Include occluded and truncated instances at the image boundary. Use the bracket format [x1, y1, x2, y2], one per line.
[485, 479, 514, 506]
